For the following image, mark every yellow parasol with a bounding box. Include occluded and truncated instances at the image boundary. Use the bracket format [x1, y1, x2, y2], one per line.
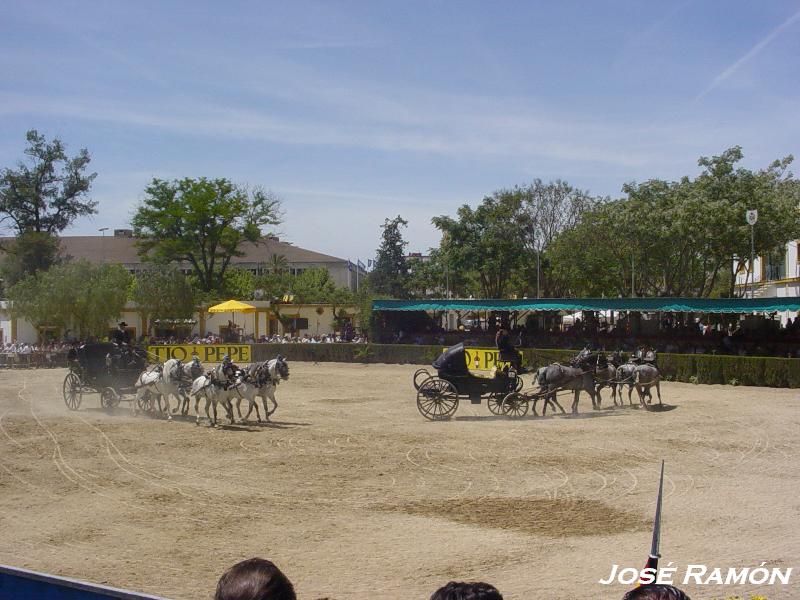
[207, 300, 256, 314]
[207, 300, 256, 332]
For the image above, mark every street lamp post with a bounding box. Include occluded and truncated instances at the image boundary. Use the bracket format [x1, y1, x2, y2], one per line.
[99, 228, 109, 263]
[746, 210, 758, 299]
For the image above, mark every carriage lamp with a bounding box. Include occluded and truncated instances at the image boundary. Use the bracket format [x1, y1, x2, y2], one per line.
[474, 354, 480, 369]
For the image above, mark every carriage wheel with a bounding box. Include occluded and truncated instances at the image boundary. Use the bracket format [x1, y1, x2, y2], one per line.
[63, 373, 83, 411]
[137, 390, 154, 413]
[486, 392, 505, 415]
[413, 368, 432, 391]
[416, 378, 459, 421]
[501, 392, 529, 418]
[100, 388, 121, 410]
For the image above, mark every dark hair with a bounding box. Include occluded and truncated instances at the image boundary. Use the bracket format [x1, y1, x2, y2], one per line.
[622, 585, 691, 600]
[430, 581, 504, 600]
[215, 558, 296, 600]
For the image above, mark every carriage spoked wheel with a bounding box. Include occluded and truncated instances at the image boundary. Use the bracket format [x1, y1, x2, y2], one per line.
[501, 392, 529, 418]
[100, 387, 121, 410]
[63, 372, 83, 411]
[416, 378, 459, 421]
[137, 390, 154, 413]
[486, 392, 506, 415]
[413, 368, 432, 391]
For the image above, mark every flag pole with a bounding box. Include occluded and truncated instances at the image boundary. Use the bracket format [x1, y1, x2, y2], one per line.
[639, 460, 665, 584]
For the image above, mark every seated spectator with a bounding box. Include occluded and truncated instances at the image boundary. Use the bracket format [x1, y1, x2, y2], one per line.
[215, 557, 296, 600]
[622, 584, 691, 599]
[430, 581, 503, 600]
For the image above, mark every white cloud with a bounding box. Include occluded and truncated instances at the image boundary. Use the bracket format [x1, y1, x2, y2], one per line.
[697, 8, 800, 99]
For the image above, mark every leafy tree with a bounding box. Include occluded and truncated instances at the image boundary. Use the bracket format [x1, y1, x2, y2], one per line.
[131, 177, 281, 292]
[222, 267, 257, 300]
[432, 192, 530, 298]
[129, 266, 196, 335]
[8, 260, 130, 338]
[0, 231, 62, 288]
[370, 216, 409, 298]
[549, 147, 800, 298]
[0, 130, 96, 235]
[290, 268, 336, 303]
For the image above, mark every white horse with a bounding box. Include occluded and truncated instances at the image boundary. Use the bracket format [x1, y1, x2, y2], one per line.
[170, 356, 203, 415]
[190, 371, 237, 427]
[135, 359, 185, 420]
[236, 356, 290, 423]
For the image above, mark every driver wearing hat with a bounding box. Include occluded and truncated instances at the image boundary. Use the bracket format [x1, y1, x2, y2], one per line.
[113, 322, 131, 346]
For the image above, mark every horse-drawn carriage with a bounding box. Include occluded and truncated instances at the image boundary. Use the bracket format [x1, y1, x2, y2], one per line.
[62, 343, 150, 411]
[412, 343, 525, 420]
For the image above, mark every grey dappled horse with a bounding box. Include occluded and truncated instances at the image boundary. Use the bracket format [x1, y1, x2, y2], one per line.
[615, 363, 639, 406]
[534, 353, 598, 415]
[634, 363, 662, 409]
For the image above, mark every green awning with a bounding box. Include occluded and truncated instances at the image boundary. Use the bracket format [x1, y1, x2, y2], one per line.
[372, 297, 800, 314]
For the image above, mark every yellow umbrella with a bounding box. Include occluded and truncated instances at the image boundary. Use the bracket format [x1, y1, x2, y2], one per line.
[207, 300, 256, 314]
[207, 300, 256, 335]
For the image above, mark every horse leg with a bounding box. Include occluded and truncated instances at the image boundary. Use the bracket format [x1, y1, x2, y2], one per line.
[235, 397, 245, 422]
[595, 385, 602, 409]
[571, 389, 579, 414]
[550, 390, 566, 414]
[656, 380, 663, 405]
[266, 389, 277, 419]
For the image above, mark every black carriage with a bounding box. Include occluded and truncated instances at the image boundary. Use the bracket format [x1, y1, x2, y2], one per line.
[412, 343, 526, 420]
[62, 343, 149, 411]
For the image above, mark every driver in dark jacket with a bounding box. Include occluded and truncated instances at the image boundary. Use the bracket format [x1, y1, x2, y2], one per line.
[495, 328, 522, 372]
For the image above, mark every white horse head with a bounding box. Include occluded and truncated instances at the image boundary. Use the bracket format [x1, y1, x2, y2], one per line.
[267, 355, 290, 383]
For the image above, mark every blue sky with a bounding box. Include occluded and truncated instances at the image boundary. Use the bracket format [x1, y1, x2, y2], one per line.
[1, 1, 798, 262]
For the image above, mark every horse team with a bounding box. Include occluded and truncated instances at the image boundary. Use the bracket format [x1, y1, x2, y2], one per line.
[134, 355, 290, 427]
[532, 349, 662, 415]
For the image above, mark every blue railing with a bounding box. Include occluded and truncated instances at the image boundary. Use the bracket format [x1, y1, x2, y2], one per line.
[0, 564, 166, 600]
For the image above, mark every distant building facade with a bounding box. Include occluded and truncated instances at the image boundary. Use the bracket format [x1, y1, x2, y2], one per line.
[735, 240, 799, 323]
[1, 229, 366, 290]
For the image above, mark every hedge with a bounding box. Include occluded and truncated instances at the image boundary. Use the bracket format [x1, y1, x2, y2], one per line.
[252, 343, 800, 388]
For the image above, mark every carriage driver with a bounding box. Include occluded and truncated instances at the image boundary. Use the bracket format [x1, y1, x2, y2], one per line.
[495, 328, 522, 373]
[113, 322, 131, 346]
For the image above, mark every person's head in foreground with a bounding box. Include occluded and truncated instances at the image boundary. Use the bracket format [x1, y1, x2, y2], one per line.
[215, 558, 296, 600]
[622, 584, 691, 600]
[430, 581, 504, 600]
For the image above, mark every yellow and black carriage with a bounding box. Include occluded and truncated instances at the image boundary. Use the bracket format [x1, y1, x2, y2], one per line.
[412, 343, 526, 420]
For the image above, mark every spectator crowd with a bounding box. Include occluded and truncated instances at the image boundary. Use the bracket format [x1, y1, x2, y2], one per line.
[381, 314, 800, 359]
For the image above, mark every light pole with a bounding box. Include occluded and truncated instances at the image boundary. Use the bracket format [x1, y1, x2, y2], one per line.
[99, 228, 108, 263]
[746, 210, 758, 298]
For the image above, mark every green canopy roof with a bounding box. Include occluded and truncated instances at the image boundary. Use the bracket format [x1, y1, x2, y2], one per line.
[372, 297, 800, 314]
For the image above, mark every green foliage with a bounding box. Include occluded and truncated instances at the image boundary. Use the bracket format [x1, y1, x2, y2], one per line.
[0, 231, 62, 287]
[222, 267, 256, 300]
[8, 260, 130, 338]
[131, 177, 281, 292]
[129, 266, 196, 332]
[370, 216, 410, 298]
[433, 191, 531, 298]
[0, 130, 97, 235]
[548, 147, 800, 298]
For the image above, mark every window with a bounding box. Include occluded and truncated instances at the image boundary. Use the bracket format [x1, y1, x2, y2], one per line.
[764, 247, 786, 281]
[292, 318, 309, 331]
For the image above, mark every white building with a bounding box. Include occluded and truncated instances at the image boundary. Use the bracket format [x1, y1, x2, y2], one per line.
[735, 239, 799, 323]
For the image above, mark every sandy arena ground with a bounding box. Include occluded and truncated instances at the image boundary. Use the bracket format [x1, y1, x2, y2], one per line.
[0, 363, 797, 600]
